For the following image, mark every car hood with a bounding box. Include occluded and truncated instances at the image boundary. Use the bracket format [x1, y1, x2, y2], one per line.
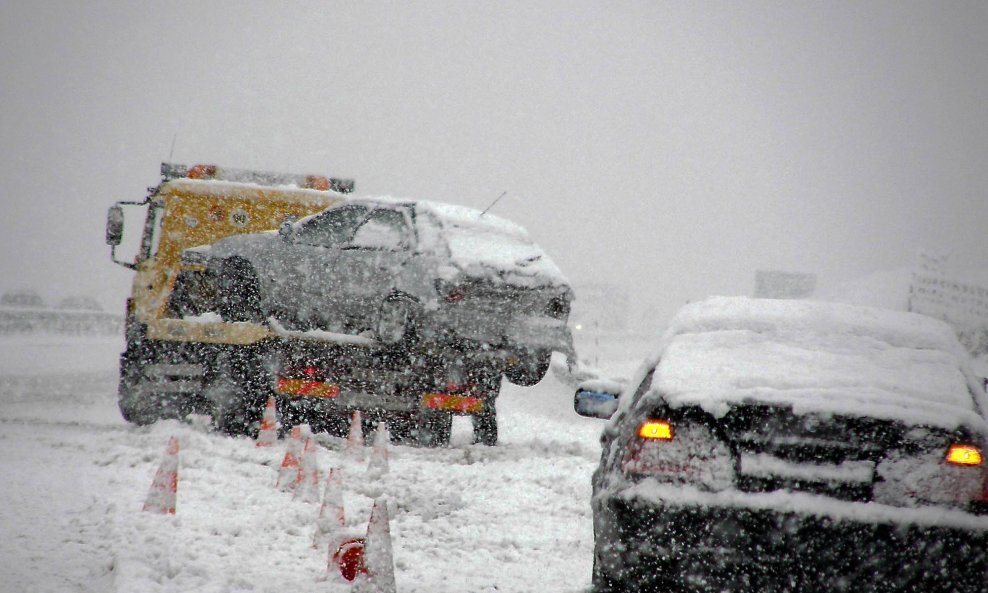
[189, 231, 280, 261]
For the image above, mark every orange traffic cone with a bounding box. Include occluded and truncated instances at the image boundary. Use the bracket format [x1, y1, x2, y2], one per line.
[352, 497, 396, 593]
[294, 437, 322, 503]
[143, 436, 179, 514]
[275, 425, 304, 491]
[313, 466, 346, 549]
[367, 423, 390, 478]
[331, 537, 367, 583]
[346, 410, 365, 459]
[256, 397, 278, 447]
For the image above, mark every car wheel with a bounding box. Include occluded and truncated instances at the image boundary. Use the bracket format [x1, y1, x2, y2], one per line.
[503, 348, 552, 386]
[375, 295, 417, 347]
[217, 258, 264, 323]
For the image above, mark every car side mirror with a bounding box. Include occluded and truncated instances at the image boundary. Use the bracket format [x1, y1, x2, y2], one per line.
[279, 220, 296, 242]
[574, 387, 619, 419]
[106, 205, 125, 246]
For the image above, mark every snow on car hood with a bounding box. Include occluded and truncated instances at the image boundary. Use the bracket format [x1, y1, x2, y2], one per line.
[413, 199, 569, 287]
[643, 297, 988, 432]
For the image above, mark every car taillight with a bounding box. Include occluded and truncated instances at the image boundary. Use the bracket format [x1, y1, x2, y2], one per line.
[436, 279, 469, 304]
[621, 419, 734, 491]
[445, 287, 467, 304]
[946, 443, 984, 466]
[876, 442, 987, 508]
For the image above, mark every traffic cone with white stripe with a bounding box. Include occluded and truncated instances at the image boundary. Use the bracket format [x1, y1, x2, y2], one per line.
[313, 466, 346, 549]
[275, 425, 306, 491]
[352, 497, 396, 593]
[256, 397, 278, 447]
[367, 423, 390, 478]
[346, 410, 365, 459]
[143, 436, 179, 515]
[294, 437, 322, 503]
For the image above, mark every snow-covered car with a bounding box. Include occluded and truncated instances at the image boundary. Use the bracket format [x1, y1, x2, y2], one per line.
[576, 297, 988, 592]
[188, 196, 573, 385]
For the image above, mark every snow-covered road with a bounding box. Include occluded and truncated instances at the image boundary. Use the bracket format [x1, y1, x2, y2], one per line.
[0, 333, 649, 593]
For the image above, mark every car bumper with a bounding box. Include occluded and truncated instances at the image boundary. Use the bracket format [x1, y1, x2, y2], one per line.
[594, 488, 988, 593]
[424, 307, 572, 352]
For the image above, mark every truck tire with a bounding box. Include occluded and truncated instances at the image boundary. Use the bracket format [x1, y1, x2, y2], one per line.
[217, 258, 264, 323]
[118, 354, 159, 426]
[414, 410, 452, 447]
[203, 351, 268, 436]
[503, 348, 551, 387]
[118, 349, 204, 425]
[471, 365, 501, 445]
[472, 402, 498, 446]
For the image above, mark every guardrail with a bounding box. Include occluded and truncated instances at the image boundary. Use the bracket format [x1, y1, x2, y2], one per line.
[0, 308, 123, 336]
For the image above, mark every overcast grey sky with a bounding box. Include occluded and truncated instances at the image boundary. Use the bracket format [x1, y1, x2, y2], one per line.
[2, 1, 986, 323]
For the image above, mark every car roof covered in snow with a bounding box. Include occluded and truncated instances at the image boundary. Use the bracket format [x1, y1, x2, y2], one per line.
[635, 297, 987, 433]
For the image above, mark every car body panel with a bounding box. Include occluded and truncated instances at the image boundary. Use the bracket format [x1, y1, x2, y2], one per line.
[195, 197, 573, 353]
[588, 297, 988, 592]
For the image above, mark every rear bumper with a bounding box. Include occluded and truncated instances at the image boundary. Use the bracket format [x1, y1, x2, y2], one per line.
[424, 307, 572, 352]
[594, 492, 988, 593]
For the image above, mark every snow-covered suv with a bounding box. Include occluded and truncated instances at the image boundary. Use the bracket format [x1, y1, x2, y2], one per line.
[577, 297, 988, 592]
[191, 197, 573, 386]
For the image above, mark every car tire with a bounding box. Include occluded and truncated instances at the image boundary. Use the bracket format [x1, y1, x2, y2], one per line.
[375, 294, 418, 346]
[217, 258, 264, 323]
[503, 348, 552, 387]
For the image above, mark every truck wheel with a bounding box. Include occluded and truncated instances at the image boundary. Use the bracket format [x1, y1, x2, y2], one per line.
[375, 295, 417, 348]
[217, 259, 264, 323]
[205, 350, 268, 436]
[118, 354, 159, 426]
[471, 367, 501, 445]
[205, 354, 247, 435]
[472, 403, 498, 446]
[414, 410, 452, 447]
[503, 349, 551, 387]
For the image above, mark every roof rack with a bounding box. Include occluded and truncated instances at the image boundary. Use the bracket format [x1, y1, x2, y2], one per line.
[161, 162, 354, 194]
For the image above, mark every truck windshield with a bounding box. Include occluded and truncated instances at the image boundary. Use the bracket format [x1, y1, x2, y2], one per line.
[140, 204, 164, 262]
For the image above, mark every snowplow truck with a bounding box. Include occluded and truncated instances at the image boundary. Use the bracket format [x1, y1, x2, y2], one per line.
[106, 163, 516, 446]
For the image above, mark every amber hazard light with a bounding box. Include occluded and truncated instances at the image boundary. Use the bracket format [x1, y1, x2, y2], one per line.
[946, 444, 984, 466]
[639, 420, 674, 440]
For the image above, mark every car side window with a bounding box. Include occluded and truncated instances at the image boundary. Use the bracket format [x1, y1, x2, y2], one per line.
[348, 208, 410, 250]
[294, 205, 369, 247]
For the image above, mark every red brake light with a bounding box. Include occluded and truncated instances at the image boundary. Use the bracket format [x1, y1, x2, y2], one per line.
[946, 444, 984, 466]
[445, 287, 466, 304]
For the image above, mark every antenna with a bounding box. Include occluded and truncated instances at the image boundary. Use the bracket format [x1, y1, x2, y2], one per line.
[480, 191, 508, 217]
[168, 133, 178, 162]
